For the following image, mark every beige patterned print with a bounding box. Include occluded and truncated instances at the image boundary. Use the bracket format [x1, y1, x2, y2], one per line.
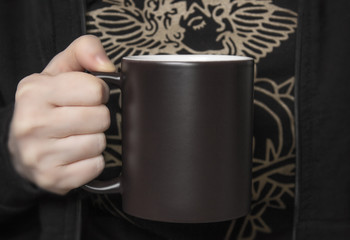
[87, 0, 297, 64]
[225, 76, 296, 239]
[87, 0, 297, 239]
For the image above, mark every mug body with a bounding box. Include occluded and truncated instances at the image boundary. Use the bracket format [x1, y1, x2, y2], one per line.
[120, 55, 253, 223]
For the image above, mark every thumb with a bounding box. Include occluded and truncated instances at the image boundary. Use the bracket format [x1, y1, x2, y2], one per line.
[43, 35, 116, 75]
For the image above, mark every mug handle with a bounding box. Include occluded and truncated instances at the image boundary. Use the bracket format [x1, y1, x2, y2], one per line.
[82, 72, 123, 194]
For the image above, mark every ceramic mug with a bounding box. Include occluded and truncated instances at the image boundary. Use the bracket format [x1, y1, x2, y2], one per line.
[83, 55, 254, 223]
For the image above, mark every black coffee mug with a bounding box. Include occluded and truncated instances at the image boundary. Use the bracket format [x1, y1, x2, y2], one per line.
[83, 55, 254, 223]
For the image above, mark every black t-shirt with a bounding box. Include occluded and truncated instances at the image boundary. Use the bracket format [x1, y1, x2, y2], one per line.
[82, 1, 298, 239]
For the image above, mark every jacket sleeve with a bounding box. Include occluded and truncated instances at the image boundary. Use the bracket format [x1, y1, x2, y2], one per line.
[0, 0, 86, 225]
[0, 0, 54, 223]
[0, 103, 42, 223]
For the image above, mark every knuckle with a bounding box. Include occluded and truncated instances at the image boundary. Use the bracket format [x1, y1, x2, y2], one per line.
[12, 116, 33, 135]
[16, 74, 55, 104]
[66, 183, 80, 193]
[16, 74, 48, 99]
[23, 152, 38, 170]
[93, 82, 104, 103]
[91, 81, 108, 104]
[36, 170, 58, 191]
[95, 155, 105, 175]
[99, 106, 111, 131]
[11, 120, 31, 138]
[96, 133, 107, 153]
[19, 143, 41, 169]
[19, 73, 40, 85]
[75, 34, 99, 47]
[82, 156, 105, 182]
[15, 74, 39, 100]
[13, 76, 49, 138]
[11, 112, 46, 138]
[79, 134, 106, 158]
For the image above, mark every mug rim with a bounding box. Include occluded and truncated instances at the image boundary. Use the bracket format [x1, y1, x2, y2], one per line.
[123, 54, 252, 62]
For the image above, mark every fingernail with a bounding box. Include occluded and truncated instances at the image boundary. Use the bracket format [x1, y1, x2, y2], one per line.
[96, 54, 116, 72]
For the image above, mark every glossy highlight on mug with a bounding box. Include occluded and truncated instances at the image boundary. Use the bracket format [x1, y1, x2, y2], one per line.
[123, 54, 252, 62]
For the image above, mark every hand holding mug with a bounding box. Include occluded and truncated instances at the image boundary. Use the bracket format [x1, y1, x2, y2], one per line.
[8, 34, 254, 223]
[7, 35, 115, 195]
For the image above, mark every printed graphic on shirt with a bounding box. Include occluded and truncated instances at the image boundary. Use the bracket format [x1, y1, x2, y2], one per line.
[87, 0, 296, 65]
[87, 0, 297, 239]
[226, 75, 295, 239]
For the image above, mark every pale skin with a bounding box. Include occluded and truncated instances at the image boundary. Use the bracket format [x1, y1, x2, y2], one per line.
[7, 35, 116, 195]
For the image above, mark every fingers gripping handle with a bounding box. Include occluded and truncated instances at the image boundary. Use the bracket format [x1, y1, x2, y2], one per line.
[83, 72, 122, 194]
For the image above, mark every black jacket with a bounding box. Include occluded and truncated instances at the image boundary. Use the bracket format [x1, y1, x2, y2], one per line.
[0, 0, 350, 239]
[0, 1, 85, 239]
